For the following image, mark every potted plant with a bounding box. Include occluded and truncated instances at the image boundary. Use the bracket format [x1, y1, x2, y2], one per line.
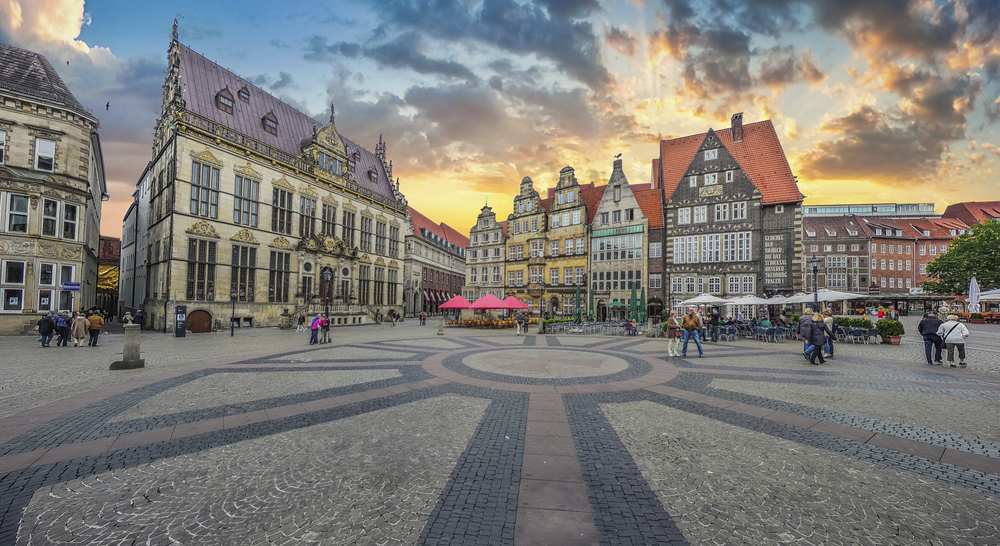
[970, 313, 985, 324]
[875, 319, 905, 344]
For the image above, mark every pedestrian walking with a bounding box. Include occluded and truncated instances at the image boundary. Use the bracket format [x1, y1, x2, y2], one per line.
[309, 314, 321, 345]
[37, 312, 55, 347]
[71, 312, 89, 347]
[122, 312, 134, 324]
[516, 313, 525, 336]
[708, 308, 720, 342]
[936, 314, 969, 367]
[55, 312, 71, 346]
[296, 313, 306, 332]
[805, 313, 832, 365]
[420, 311, 426, 326]
[797, 308, 814, 354]
[822, 309, 836, 358]
[680, 307, 704, 357]
[87, 312, 104, 347]
[665, 310, 682, 357]
[917, 311, 944, 364]
[134, 310, 143, 329]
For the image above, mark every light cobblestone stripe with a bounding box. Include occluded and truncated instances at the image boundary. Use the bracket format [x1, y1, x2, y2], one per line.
[16, 393, 490, 545]
[670, 372, 1000, 458]
[603, 399, 1000, 546]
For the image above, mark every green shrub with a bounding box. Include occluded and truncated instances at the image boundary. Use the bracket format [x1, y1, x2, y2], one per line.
[875, 319, 905, 337]
[790, 314, 800, 324]
[971, 313, 984, 320]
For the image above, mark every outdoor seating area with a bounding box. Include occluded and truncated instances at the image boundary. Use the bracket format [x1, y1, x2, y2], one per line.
[543, 321, 648, 336]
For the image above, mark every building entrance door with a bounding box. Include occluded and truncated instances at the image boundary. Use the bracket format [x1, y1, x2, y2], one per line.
[188, 310, 212, 333]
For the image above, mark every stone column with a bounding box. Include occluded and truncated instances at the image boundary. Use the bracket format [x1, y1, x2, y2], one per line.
[110, 324, 145, 370]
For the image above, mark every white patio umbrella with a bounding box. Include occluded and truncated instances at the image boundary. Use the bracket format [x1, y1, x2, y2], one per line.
[680, 293, 732, 305]
[727, 295, 771, 305]
[968, 277, 981, 313]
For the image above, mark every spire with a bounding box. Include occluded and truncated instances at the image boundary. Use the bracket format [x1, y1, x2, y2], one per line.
[387, 159, 393, 180]
[172, 19, 178, 42]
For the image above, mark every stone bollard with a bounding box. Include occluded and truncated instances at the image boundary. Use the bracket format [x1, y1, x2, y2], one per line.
[437, 316, 445, 335]
[110, 324, 145, 370]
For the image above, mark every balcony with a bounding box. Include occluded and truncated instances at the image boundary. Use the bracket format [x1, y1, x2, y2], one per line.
[528, 256, 546, 266]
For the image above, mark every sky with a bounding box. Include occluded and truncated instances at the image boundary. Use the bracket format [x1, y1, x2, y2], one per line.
[1, 0, 999, 238]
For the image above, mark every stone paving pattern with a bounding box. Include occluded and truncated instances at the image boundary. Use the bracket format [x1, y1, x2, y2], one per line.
[0, 316, 996, 544]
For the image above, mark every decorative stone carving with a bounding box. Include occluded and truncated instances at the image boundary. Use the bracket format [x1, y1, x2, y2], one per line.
[272, 177, 295, 192]
[376, 213, 387, 222]
[190, 148, 223, 167]
[321, 194, 338, 205]
[186, 220, 221, 239]
[300, 186, 318, 199]
[343, 201, 357, 212]
[270, 237, 292, 249]
[234, 162, 262, 180]
[231, 228, 260, 245]
[0, 238, 35, 254]
[359, 254, 371, 263]
[37, 241, 82, 260]
[388, 260, 399, 268]
[360, 208, 373, 218]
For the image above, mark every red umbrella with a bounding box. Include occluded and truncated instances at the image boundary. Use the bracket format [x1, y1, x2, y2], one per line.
[502, 296, 530, 310]
[469, 293, 506, 309]
[439, 295, 473, 309]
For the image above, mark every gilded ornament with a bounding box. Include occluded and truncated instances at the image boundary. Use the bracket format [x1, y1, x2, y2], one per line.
[272, 177, 295, 192]
[189, 148, 223, 167]
[270, 237, 292, 249]
[234, 162, 263, 180]
[186, 220, 221, 238]
[231, 229, 260, 245]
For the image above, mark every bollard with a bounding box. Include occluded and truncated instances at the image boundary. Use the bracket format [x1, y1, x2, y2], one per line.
[437, 316, 445, 335]
[110, 324, 145, 370]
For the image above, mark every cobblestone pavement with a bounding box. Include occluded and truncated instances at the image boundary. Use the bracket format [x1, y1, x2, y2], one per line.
[1, 319, 1000, 545]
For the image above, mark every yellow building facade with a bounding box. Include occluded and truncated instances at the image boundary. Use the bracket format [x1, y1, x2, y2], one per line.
[540, 167, 589, 317]
[505, 177, 547, 312]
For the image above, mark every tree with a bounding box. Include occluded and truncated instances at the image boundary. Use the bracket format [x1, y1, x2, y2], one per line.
[921, 220, 1000, 294]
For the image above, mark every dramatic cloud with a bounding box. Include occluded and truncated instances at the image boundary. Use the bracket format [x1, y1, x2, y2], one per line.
[536, 0, 601, 19]
[305, 33, 477, 83]
[605, 25, 637, 57]
[756, 46, 826, 89]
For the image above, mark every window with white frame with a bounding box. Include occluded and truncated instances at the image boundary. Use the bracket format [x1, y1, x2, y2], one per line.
[558, 193, 565, 205]
[715, 203, 728, 221]
[493, 231, 500, 241]
[561, 212, 570, 226]
[508, 271, 515, 286]
[837, 245, 845, 251]
[737, 232, 752, 261]
[530, 218, 537, 231]
[871, 243, 877, 252]
[828, 273, 847, 288]
[472, 234, 478, 244]
[567, 268, 576, 285]
[34, 138, 55, 172]
[551, 241, 559, 256]
[684, 276, 695, 293]
[701, 234, 720, 262]
[512, 222, 520, 235]
[905, 260, 911, 271]
[704, 172, 718, 185]
[672, 277, 683, 293]
[741, 276, 754, 293]
[551, 268, 559, 285]
[824, 245, 831, 252]
[673, 237, 686, 263]
[649, 242, 661, 258]
[566, 239, 575, 254]
[889, 277, 895, 288]
[728, 276, 740, 293]
[880, 277, 886, 288]
[851, 244, 859, 251]
[572, 210, 581, 224]
[576, 238, 584, 254]
[551, 214, 559, 228]
[492, 267, 500, 282]
[809, 244, 818, 252]
[689, 176, 697, 187]
[649, 274, 661, 288]
[939, 245, 947, 254]
[726, 170, 734, 182]
[42, 199, 59, 237]
[693, 206, 707, 223]
[471, 268, 478, 283]
[708, 277, 721, 293]
[677, 208, 691, 224]
[919, 263, 926, 274]
[705, 149, 718, 160]
[5, 194, 28, 233]
[471, 250, 478, 260]
[732, 201, 746, 220]
[2, 260, 27, 312]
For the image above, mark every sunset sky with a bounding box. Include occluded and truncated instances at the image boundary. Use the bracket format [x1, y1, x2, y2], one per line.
[2, 0, 999, 237]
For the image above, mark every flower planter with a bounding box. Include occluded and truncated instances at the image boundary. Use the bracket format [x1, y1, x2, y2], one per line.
[888, 335, 902, 345]
[970, 319, 985, 324]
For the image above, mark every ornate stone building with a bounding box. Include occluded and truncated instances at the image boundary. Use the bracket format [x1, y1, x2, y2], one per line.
[590, 160, 649, 321]
[140, 24, 407, 332]
[658, 113, 804, 312]
[404, 206, 467, 317]
[0, 43, 107, 334]
[504, 176, 549, 314]
[462, 204, 506, 306]
[541, 166, 589, 318]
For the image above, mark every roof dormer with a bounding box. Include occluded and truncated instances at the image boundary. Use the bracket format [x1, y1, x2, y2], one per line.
[215, 87, 235, 114]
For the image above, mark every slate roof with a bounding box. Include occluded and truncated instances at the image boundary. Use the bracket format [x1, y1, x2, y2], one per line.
[659, 120, 803, 205]
[633, 189, 663, 229]
[942, 201, 1000, 225]
[0, 43, 90, 117]
[176, 43, 395, 201]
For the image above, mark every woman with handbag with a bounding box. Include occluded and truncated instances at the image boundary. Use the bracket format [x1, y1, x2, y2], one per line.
[936, 314, 970, 367]
[665, 310, 682, 357]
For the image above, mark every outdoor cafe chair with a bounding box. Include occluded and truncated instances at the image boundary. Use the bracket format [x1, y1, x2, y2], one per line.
[865, 328, 880, 344]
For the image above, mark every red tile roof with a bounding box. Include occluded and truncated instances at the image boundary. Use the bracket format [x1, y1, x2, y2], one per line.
[633, 189, 663, 229]
[658, 120, 803, 205]
[580, 183, 607, 224]
[651, 158, 660, 189]
[499, 220, 508, 238]
[409, 206, 467, 254]
[942, 201, 1000, 225]
[440, 223, 470, 248]
[906, 218, 967, 239]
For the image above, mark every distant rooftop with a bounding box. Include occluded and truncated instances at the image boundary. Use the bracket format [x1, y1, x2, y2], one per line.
[0, 43, 92, 118]
[802, 203, 938, 218]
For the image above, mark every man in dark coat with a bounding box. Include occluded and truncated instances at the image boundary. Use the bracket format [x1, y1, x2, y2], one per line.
[797, 308, 814, 352]
[917, 311, 944, 365]
[37, 312, 55, 347]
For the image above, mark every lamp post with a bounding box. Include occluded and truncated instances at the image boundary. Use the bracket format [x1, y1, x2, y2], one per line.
[809, 255, 821, 311]
[322, 267, 333, 319]
[230, 292, 236, 337]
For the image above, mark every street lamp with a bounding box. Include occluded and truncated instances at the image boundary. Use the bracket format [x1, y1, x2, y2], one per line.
[809, 255, 821, 311]
[230, 292, 237, 337]
[322, 267, 333, 320]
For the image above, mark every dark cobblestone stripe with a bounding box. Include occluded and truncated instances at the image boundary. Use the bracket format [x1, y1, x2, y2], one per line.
[464, 336, 533, 347]
[0, 383, 498, 542]
[241, 345, 435, 363]
[0, 365, 433, 456]
[546, 336, 562, 346]
[667, 371, 1000, 457]
[563, 393, 689, 546]
[442, 349, 652, 386]
[417, 391, 528, 546]
[632, 388, 1000, 498]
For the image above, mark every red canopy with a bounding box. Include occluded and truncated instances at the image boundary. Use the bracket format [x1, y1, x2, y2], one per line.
[439, 295, 473, 309]
[469, 293, 506, 309]
[502, 296, 530, 310]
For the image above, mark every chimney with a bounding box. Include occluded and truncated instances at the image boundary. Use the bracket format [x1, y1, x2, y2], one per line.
[731, 112, 744, 143]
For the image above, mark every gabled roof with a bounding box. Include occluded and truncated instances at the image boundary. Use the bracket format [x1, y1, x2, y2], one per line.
[928, 217, 969, 231]
[659, 120, 803, 205]
[942, 201, 1000, 224]
[409, 206, 467, 255]
[651, 158, 661, 189]
[498, 220, 508, 238]
[580, 183, 607, 224]
[0, 43, 91, 118]
[176, 43, 395, 201]
[633, 189, 663, 229]
[906, 218, 966, 239]
[440, 223, 470, 248]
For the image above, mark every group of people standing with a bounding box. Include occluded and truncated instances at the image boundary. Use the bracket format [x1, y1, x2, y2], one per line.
[918, 310, 970, 367]
[663, 307, 714, 358]
[797, 308, 838, 365]
[37, 310, 104, 348]
[298, 313, 332, 345]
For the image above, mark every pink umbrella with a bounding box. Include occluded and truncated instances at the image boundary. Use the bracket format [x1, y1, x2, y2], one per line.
[439, 295, 473, 309]
[469, 293, 506, 309]
[502, 296, 530, 310]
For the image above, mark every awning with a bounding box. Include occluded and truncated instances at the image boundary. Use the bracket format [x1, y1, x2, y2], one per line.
[423, 290, 428, 301]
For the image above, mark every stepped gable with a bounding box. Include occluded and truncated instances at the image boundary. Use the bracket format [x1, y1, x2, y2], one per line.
[176, 43, 395, 201]
[659, 119, 802, 205]
[0, 43, 90, 116]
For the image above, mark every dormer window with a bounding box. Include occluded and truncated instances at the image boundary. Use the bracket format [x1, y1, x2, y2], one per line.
[216, 88, 235, 114]
[347, 152, 358, 173]
[238, 87, 250, 102]
[806, 230, 816, 237]
[368, 168, 377, 182]
[262, 112, 278, 135]
[875, 228, 882, 235]
[895, 230, 902, 236]
[825, 229, 836, 236]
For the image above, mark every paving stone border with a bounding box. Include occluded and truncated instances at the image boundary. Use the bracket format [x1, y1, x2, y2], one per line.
[441, 348, 652, 386]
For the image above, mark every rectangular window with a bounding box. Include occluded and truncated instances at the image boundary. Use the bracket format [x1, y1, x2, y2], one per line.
[727, 276, 740, 293]
[567, 268, 576, 285]
[358, 265, 371, 305]
[551, 214, 560, 228]
[321, 204, 337, 236]
[889, 277, 895, 288]
[649, 242, 661, 258]
[576, 267, 584, 285]
[531, 218, 538, 231]
[737, 232, 752, 261]
[689, 176, 697, 187]
[190, 161, 220, 218]
[572, 210, 581, 224]
[715, 204, 728, 221]
[492, 267, 500, 283]
[550, 268, 559, 285]
[726, 170, 734, 182]
[704, 172, 718, 185]
[373, 267, 385, 305]
[705, 149, 718, 160]
[517, 271, 523, 286]
[929, 245, 937, 255]
[550, 241, 559, 257]
[562, 212, 570, 226]
[723, 233, 737, 262]
[471, 250, 478, 260]
[881, 244, 886, 253]
[34, 138, 55, 172]
[693, 206, 707, 223]
[375, 221, 387, 255]
[272, 189, 293, 234]
[186, 239, 217, 301]
[649, 273, 661, 289]
[0, 130, 5, 164]
[672, 277, 683, 294]
[701, 234, 720, 263]
[566, 239, 575, 255]
[300, 198, 317, 238]
[686, 235, 700, 264]
[741, 276, 754, 294]
[471, 268, 478, 283]
[62, 203, 77, 240]
[673, 237, 685, 263]
[231, 245, 256, 301]
[708, 277, 721, 294]
[871, 243, 877, 253]
[513, 222, 520, 235]
[732, 202, 746, 220]
[939, 245, 947, 254]
[677, 208, 691, 224]
[492, 247, 501, 258]
[612, 210, 621, 223]
[601, 212, 609, 224]
[341, 211, 356, 247]
[233, 175, 259, 227]
[42, 199, 58, 237]
[508, 271, 515, 286]
[6, 194, 28, 233]
[919, 263, 927, 274]
[918, 245, 926, 256]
